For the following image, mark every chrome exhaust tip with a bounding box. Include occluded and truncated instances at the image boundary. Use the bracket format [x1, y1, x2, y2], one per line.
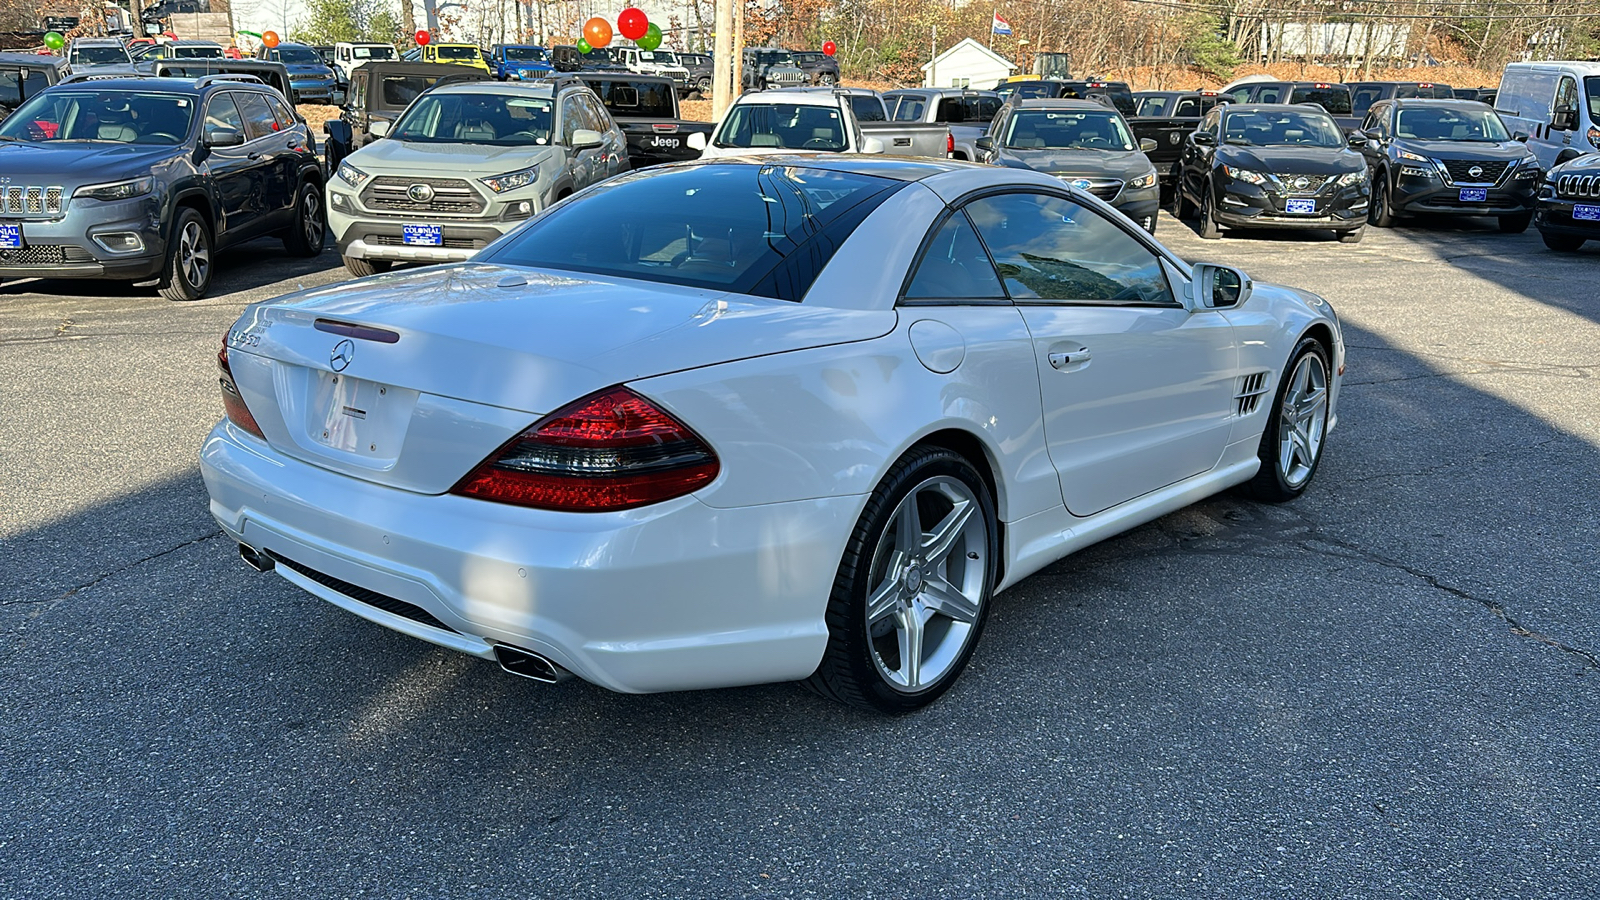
[493, 644, 570, 684]
[238, 543, 275, 573]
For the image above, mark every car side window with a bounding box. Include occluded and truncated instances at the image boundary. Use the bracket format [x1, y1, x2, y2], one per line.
[581, 94, 609, 133]
[235, 91, 279, 140]
[559, 94, 581, 143]
[203, 92, 244, 140]
[903, 211, 1006, 302]
[266, 94, 294, 129]
[1200, 107, 1221, 136]
[349, 72, 367, 110]
[963, 192, 1176, 306]
[1555, 76, 1579, 117]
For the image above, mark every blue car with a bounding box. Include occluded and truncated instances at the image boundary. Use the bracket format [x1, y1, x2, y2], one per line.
[255, 41, 339, 104]
[489, 44, 553, 81]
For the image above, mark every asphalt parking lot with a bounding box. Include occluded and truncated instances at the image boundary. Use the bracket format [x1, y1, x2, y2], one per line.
[2, 212, 1597, 897]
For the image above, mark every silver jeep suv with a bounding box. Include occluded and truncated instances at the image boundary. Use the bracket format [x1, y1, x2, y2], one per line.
[327, 78, 629, 276]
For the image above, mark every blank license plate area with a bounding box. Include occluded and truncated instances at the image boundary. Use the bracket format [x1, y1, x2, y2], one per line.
[1575, 204, 1600, 221]
[1284, 199, 1316, 215]
[0, 223, 20, 249]
[309, 372, 413, 460]
[1458, 188, 1488, 202]
[403, 224, 442, 246]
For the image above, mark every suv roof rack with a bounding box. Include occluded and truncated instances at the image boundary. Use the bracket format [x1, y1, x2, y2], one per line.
[195, 73, 265, 87]
[59, 72, 139, 84]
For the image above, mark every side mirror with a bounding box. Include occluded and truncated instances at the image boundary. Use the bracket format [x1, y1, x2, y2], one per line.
[687, 131, 707, 151]
[1513, 131, 1529, 143]
[1346, 132, 1368, 148]
[1552, 104, 1576, 131]
[1191, 130, 1216, 146]
[974, 135, 994, 151]
[1189, 262, 1252, 310]
[369, 119, 390, 137]
[571, 128, 604, 150]
[205, 127, 245, 147]
[861, 136, 884, 154]
[1139, 137, 1157, 152]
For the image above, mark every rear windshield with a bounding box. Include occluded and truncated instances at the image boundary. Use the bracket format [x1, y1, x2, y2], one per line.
[935, 94, 1001, 124]
[714, 102, 847, 151]
[1290, 85, 1352, 115]
[586, 79, 675, 118]
[437, 45, 480, 60]
[481, 165, 903, 301]
[849, 94, 885, 122]
[380, 74, 445, 106]
[353, 45, 396, 60]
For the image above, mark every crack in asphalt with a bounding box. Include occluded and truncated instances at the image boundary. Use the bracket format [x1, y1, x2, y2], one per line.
[1330, 436, 1561, 486]
[1, 529, 226, 610]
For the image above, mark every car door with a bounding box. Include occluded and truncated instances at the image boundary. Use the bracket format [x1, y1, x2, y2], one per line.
[1358, 101, 1389, 174]
[201, 92, 274, 245]
[1181, 106, 1222, 201]
[234, 91, 295, 228]
[962, 191, 1237, 516]
[558, 91, 597, 187]
[580, 93, 626, 175]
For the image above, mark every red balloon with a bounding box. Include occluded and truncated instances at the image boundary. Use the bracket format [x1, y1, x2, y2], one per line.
[617, 7, 648, 42]
[415, 29, 431, 46]
[822, 40, 837, 56]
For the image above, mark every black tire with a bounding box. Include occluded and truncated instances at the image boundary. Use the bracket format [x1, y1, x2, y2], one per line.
[1242, 337, 1331, 503]
[157, 207, 213, 302]
[1171, 167, 1196, 219]
[324, 140, 344, 175]
[342, 255, 391, 278]
[1337, 227, 1365, 244]
[1498, 211, 1533, 234]
[696, 75, 711, 94]
[804, 447, 998, 714]
[282, 180, 326, 257]
[1197, 181, 1221, 239]
[818, 72, 837, 86]
[1368, 171, 1395, 227]
[1541, 230, 1587, 252]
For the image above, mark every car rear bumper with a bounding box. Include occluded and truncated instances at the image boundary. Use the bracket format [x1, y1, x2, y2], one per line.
[201, 423, 853, 693]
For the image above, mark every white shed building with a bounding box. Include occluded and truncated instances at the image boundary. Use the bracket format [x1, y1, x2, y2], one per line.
[922, 38, 1016, 89]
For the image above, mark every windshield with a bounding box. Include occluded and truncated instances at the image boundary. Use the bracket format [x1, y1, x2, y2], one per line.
[756, 51, 795, 66]
[715, 103, 846, 151]
[274, 46, 322, 65]
[638, 51, 675, 64]
[0, 90, 193, 144]
[481, 165, 902, 300]
[1005, 109, 1134, 151]
[354, 45, 396, 60]
[1587, 77, 1600, 120]
[503, 46, 546, 62]
[587, 79, 674, 118]
[1222, 109, 1343, 147]
[1395, 106, 1510, 142]
[1289, 85, 1352, 115]
[70, 46, 129, 66]
[391, 92, 552, 144]
[437, 45, 481, 61]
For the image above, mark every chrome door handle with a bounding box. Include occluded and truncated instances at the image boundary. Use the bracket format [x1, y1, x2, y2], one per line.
[1048, 350, 1090, 369]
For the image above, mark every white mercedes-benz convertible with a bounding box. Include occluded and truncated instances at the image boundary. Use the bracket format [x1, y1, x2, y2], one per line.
[203, 157, 1343, 713]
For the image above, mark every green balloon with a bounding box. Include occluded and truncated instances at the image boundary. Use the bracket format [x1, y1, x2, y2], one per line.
[638, 23, 661, 52]
[576, 38, 592, 54]
[43, 31, 65, 51]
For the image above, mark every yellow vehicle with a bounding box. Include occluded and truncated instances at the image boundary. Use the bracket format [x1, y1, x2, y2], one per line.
[417, 43, 490, 74]
[1002, 74, 1042, 82]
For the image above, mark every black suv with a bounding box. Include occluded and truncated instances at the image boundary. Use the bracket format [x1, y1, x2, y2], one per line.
[790, 50, 840, 86]
[1536, 153, 1600, 251]
[0, 75, 325, 300]
[1356, 98, 1540, 231]
[1172, 102, 1370, 242]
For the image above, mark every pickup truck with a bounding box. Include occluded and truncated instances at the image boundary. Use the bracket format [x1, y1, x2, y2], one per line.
[1126, 92, 1225, 196]
[1349, 81, 1455, 119]
[830, 87, 952, 158]
[1222, 80, 1360, 132]
[575, 72, 713, 168]
[881, 87, 1002, 160]
[994, 79, 1137, 118]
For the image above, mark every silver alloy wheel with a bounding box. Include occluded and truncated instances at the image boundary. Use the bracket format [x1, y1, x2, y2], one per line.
[1278, 352, 1329, 488]
[302, 189, 324, 247]
[865, 475, 987, 692]
[179, 220, 209, 288]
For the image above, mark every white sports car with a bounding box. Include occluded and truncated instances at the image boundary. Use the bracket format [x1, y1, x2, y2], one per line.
[202, 157, 1343, 713]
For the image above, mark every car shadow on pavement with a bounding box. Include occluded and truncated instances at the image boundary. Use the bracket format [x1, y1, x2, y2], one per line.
[0, 235, 346, 302]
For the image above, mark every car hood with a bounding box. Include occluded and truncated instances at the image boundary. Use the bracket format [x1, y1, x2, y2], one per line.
[1217, 144, 1364, 174]
[284, 63, 333, 77]
[998, 148, 1155, 178]
[1554, 153, 1600, 176]
[0, 141, 181, 183]
[1392, 138, 1533, 162]
[349, 139, 557, 173]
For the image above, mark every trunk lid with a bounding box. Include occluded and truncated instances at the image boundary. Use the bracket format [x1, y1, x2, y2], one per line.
[226, 263, 896, 493]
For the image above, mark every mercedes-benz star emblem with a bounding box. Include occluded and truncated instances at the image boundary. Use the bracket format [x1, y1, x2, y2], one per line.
[1468, 165, 1484, 179]
[407, 183, 435, 203]
[330, 339, 355, 373]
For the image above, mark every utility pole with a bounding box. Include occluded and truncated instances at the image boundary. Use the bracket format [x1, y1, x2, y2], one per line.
[732, 0, 743, 95]
[712, 0, 733, 119]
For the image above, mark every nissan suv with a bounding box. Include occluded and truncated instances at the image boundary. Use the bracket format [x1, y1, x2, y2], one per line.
[327, 78, 628, 276]
[0, 75, 326, 300]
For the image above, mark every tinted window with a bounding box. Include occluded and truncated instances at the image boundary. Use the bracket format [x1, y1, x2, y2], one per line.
[586, 79, 674, 118]
[1255, 85, 1285, 103]
[1136, 96, 1168, 117]
[70, 45, 129, 65]
[1098, 85, 1136, 117]
[1587, 77, 1600, 121]
[394, 92, 553, 145]
[202, 93, 243, 138]
[437, 45, 481, 61]
[1172, 97, 1203, 117]
[482, 165, 903, 300]
[893, 97, 925, 122]
[715, 102, 846, 151]
[1351, 86, 1383, 114]
[904, 212, 1005, 301]
[1396, 106, 1509, 141]
[963, 193, 1174, 305]
[380, 74, 438, 107]
[503, 46, 546, 61]
[235, 91, 279, 139]
[273, 45, 322, 65]
[849, 95, 885, 122]
[0, 68, 49, 108]
[266, 94, 295, 129]
[1291, 86, 1350, 114]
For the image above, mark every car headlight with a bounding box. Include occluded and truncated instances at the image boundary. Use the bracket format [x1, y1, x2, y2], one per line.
[1222, 165, 1266, 185]
[480, 166, 538, 194]
[1514, 158, 1541, 180]
[1397, 149, 1429, 163]
[336, 161, 370, 188]
[1128, 170, 1158, 190]
[1336, 170, 1366, 187]
[73, 177, 154, 201]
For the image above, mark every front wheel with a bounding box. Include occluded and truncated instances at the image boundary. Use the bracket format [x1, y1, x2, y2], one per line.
[818, 72, 837, 86]
[1368, 172, 1395, 227]
[158, 208, 213, 302]
[805, 447, 997, 713]
[342, 255, 392, 278]
[1541, 230, 1587, 252]
[1242, 337, 1331, 503]
[282, 180, 326, 257]
[1197, 182, 1221, 239]
[1498, 211, 1533, 234]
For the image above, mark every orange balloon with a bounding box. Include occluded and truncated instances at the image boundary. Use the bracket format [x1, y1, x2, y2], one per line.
[583, 17, 613, 48]
[262, 30, 280, 48]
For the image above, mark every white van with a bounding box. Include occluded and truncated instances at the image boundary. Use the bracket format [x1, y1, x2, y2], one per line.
[1495, 61, 1600, 168]
[331, 42, 398, 85]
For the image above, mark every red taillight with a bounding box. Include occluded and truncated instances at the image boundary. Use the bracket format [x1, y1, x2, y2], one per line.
[451, 386, 719, 512]
[947, 132, 954, 154]
[217, 335, 265, 439]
